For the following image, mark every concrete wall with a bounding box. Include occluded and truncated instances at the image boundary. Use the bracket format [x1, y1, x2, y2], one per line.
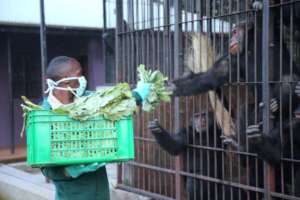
[88, 38, 106, 87]
[0, 34, 11, 148]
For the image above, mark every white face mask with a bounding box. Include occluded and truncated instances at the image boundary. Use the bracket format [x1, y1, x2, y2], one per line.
[45, 76, 87, 98]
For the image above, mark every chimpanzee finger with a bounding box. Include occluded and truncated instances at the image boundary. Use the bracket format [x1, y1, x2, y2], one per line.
[295, 89, 300, 95]
[148, 121, 157, 128]
[295, 84, 300, 90]
[295, 85, 300, 91]
[166, 83, 176, 94]
[294, 112, 300, 119]
[246, 129, 260, 135]
[270, 99, 278, 112]
[295, 83, 300, 90]
[259, 102, 264, 108]
[148, 125, 162, 133]
[247, 133, 262, 139]
[252, 1, 263, 11]
[222, 138, 239, 149]
[246, 125, 260, 134]
[148, 120, 163, 133]
[270, 98, 277, 104]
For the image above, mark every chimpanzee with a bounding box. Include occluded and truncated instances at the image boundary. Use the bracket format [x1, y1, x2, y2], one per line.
[244, 75, 300, 196]
[148, 112, 230, 200]
[171, 19, 295, 98]
[169, 15, 300, 199]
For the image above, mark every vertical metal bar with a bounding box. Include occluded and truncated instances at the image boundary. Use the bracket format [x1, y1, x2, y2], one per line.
[102, 0, 107, 82]
[290, 1, 295, 195]
[163, 0, 169, 196]
[116, 0, 123, 185]
[174, 0, 182, 199]
[7, 36, 15, 154]
[116, 0, 123, 84]
[262, 0, 271, 200]
[39, 0, 47, 96]
[268, 0, 276, 196]
[103, 0, 107, 30]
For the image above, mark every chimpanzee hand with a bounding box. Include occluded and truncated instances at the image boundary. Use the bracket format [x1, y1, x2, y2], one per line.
[252, 1, 263, 11]
[259, 98, 279, 115]
[270, 98, 279, 114]
[166, 81, 177, 94]
[220, 135, 239, 149]
[295, 81, 300, 97]
[246, 122, 263, 144]
[148, 119, 165, 134]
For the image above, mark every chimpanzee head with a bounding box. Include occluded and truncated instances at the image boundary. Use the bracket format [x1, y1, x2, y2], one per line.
[192, 112, 214, 133]
[229, 22, 254, 56]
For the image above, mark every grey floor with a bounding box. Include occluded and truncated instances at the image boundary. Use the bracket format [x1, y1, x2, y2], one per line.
[0, 163, 148, 200]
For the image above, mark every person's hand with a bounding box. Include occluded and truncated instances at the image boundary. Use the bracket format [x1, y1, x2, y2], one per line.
[148, 119, 164, 134]
[133, 81, 151, 101]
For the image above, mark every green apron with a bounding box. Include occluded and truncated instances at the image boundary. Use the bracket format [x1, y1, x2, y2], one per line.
[40, 97, 110, 200]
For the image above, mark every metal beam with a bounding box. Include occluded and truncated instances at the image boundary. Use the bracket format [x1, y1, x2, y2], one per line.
[7, 36, 15, 154]
[39, 0, 47, 96]
[174, 0, 182, 199]
[262, 0, 272, 199]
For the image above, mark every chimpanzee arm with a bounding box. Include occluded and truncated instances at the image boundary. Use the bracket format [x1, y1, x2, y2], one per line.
[172, 55, 230, 96]
[148, 120, 187, 155]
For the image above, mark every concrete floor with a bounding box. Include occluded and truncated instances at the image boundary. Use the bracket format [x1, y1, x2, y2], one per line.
[0, 163, 149, 200]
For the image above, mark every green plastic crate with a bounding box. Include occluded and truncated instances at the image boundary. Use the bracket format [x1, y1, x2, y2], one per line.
[26, 110, 134, 167]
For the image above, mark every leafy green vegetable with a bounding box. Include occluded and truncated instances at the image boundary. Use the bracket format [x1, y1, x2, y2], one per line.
[137, 64, 172, 112]
[54, 83, 137, 121]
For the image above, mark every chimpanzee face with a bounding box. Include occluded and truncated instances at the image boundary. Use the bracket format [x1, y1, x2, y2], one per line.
[193, 112, 207, 133]
[229, 24, 245, 55]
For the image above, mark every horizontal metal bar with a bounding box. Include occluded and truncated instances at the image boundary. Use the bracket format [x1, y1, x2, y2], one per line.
[126, 161, 176, 174]
[117, 184, 175, 200]
[270, 0, 300, 7]
[134, 136, 156, 142]
[270, 191, 300, 200]
[179, 171, 265, 194]
[0, 25, 104, 36]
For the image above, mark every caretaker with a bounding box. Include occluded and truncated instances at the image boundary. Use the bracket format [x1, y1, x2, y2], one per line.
[41, 56, 150, 200]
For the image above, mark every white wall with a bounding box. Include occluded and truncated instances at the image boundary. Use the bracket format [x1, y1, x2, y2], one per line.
[0, 0, 116, 29]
